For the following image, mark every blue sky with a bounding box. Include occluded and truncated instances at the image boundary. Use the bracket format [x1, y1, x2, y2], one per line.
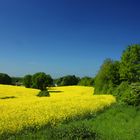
[0, 0, 140, 78]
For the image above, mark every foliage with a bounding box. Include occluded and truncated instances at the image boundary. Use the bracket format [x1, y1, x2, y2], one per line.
[94, 59, 120, 94]
[113, 81, 130, 100]
[23, 73, 53, 89]
[120, 83, 140, 106]
[94, 44, 140, 106]
[112, 81, 140, 106]
[0, 73, 12, 85]
[120, 44, 140, 82]
[11, 77, 23, 85]
[45, 74, 53, 87]
[32, 72, 49, 91]
[61, 75, 79, 86]
[55, 75, 80, 86]
[54, 77, 63, 86]
[37, 90, 50, 97]
[23, 75, 32, 88]
[78, 76, 94, 86]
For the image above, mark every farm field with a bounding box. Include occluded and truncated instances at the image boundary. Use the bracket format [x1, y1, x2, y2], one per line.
[0, 85, 115, 139]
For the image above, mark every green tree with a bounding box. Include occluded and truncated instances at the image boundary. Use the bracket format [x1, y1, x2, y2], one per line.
[78, 77, 94, 86]
[94, 59, 120, 94]
[54, 77, 63, 86]
[120, 44, 140, 83]
[23, 75, 32, 88]
[61, 75, 79, 86]
[46, 74, 53, 87]
[55, 75, 80, 86]
[0, 73, 12, 85]
[11, 77, 23, 85]
[32, 72, 48, 91]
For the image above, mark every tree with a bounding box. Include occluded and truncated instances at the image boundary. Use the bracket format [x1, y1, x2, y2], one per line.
[23, 75, 32, 88]
[120, 44, 140, 83]
[55, 75, 79, 86]
[55, 77, 63, 86]
[94, 59, 120, 94]
[46, 74, 53, 87]
[0, 73, 12, 85]
[32, 72, 49, 91]
[78, 77, 94, 86]
[61, 75, 79, 86]
[11, 77, 23, 85]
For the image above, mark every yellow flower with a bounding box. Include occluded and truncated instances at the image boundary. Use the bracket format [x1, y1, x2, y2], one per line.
[0, 85, 116, 135]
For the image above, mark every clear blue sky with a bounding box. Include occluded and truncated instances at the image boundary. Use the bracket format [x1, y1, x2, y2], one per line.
[0, 0, 140, 78]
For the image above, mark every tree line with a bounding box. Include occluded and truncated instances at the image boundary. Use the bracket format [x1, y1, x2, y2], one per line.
[1, 44, 140, 104]
[0, 73, 94, 88]
[0, 73, 94, 97]
[94, 44, 140, 106]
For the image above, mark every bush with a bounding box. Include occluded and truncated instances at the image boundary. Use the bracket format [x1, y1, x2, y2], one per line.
[114, 82, 140, 106]
[37, 90, 50, 97]
[0, 73, 12, 85]
[113, 81, 130, 100]
[121, 83, 140, 106]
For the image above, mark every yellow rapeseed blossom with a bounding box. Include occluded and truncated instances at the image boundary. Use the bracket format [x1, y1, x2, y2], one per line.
[0, 85, 116, 135]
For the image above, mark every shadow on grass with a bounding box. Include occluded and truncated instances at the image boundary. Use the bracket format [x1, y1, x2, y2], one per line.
[0, 96, 16, 99]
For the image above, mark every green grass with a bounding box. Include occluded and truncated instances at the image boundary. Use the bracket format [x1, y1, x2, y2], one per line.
[89, 104, 140, 140]
[4, 104, 140, 140]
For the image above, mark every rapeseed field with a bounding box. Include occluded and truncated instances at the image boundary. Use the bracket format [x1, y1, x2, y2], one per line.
[0, 85, 116, 136]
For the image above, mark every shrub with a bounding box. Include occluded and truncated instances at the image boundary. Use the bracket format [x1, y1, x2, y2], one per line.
[114, 82, 140, 106]
[37, 90, 50, 97]
[121, 83, 140, 106]
[0, 73, 12, 85]
[113, 81, 130, 100]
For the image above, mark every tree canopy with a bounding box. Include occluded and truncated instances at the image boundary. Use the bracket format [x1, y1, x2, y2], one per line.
[94, 44, 140, 106]
[55, 75, 80, 86]
[120, 44, 140, 82]
[23, 75, 32, 88]
[78, 77, 94, 86]
[0, 73, 12, 85]
[94, 59, 120, 94]
[23, 72, 53, 90]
